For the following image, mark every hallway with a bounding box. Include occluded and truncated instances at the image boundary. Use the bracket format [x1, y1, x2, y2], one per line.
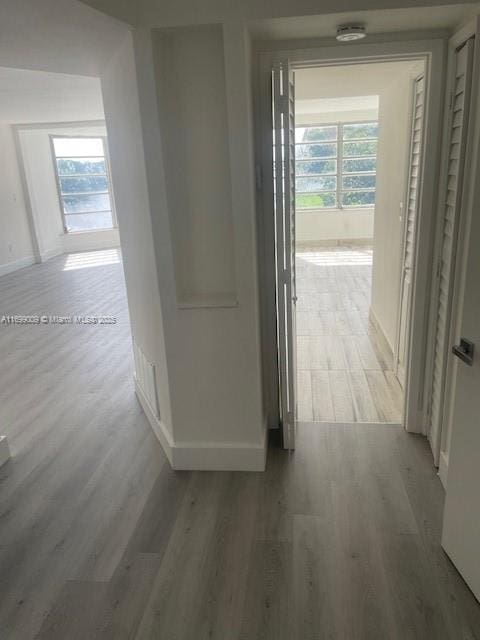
[0, 253, 479, 638]
[296, 245, 403, 423]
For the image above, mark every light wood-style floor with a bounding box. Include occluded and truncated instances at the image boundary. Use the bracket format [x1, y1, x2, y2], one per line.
[296, 246, 404, 423]
[1, 250, 479, 639]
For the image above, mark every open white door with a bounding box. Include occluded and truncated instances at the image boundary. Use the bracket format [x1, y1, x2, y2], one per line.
[442, 20, 480, 602]
[396, 75, 425, 388]
[428, 36, 475, 466]
[272, 60, 297, 450]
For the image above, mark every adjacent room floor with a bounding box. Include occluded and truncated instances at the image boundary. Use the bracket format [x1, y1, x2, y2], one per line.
[296, 245, 403, 423]
[0, 251, 479, 639]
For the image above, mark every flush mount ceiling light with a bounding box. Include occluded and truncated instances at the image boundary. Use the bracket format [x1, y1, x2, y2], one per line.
[336, 25, 367, 42]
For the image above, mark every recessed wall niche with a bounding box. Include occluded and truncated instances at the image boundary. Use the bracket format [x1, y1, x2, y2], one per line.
[153, 24, 237, 308]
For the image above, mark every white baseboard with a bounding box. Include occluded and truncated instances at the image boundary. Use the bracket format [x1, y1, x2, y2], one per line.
[0, 436, 11, 467]
[369, 308, 395, 359]
[296, 238, 372, 249]
[39, 248, 63, 262]
[0, 255, 36, 277]
[62, 229, 120, 253]
[438, 450, 448, 490]
[135, 378, 267, 472]
[172, 434, 267, 472]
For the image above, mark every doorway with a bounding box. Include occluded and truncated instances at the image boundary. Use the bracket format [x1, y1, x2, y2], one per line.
[294, 61, 424, 424]
[261, 39, 445, 448]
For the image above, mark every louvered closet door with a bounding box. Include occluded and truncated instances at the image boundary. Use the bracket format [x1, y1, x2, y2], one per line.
[397, 75, 425, 388]
[429, 38, 474, 466]
[272, 60, 297, 450]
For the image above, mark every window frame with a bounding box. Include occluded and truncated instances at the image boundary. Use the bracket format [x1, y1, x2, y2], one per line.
[295, 120, 378, 211]
[50, 134, 117, 234]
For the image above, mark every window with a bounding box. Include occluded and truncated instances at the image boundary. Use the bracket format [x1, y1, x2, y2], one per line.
[51, 136, 116, 232]
[295, 121, 378, 210]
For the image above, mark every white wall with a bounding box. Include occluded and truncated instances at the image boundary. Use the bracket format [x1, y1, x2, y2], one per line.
[0, 0, 462, 471]
[371, 61, 424, 351]
[296, 209, 374, 245]
[17, 123, 120, 262]
[117, 25, 266, 469]
[154, 25, 236, 305]
[101, 32, 174, 452]
[0, 125, 35, 275]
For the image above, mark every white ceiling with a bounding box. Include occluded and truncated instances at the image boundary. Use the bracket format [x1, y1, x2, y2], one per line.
[0, 67, 104, 125]
[250, 3, 480, 40]
[0, 0, 128, 78]
[295, 60, 422, 101]
[79, 0, 480, 30]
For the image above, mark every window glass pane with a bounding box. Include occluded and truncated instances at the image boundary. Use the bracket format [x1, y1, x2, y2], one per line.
[53, 137, 104, 157]
[343, 158, 376, 173]
[57, 158, 106, 175]
[63, 193, 111, 214]
[296, 160, 336, 175]
[59, 176, 108, 194]
[342, 174, 376, 190]
[296, 143, 337, 159]
[343, 140, 377, 157]
[296, 192, 336, 209]
[296, 126, 337, 142]
[64, 211, 114, 232]
[343, 122, 379, 139]
[297, 176, 336, 192]
[342, 191, 376, 207]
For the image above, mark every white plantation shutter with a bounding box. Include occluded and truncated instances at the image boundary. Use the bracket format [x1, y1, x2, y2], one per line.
[429, 38, 474, 465]
[273, 60, 297, 450]
[397, 75, 425, 387]
[405, 77, 424, 271]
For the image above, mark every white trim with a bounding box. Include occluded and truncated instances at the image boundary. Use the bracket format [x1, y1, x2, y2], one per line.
[256, 36, 445, 436]
[136, 378, 267, 471]
[39, 247, 63, 262]
[0, 256, 36, 277]
[13, 120, 107, 132]
[0, 437, 11, 468]
[369, 307, 395, 362]
[394, 73, 426, 395]
[172, 433, 267, 472]
[438, 449, 449, 489]
[296, 238, 372, 248]
[12, 127, 41, 262]
[135, 377, 174, 466]
[49, 133, 117, 234]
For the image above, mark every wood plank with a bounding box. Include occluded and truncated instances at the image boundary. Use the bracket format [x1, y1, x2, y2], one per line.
[348, 369, 379, 422]
[294, 247, 402, 423]
[239, 542, 292, 640]
[2, 254, 479, 637]
[365, 370, 402, 423]
[311, 370, 334, 421]
[297, 369, 313, 421]
[329, 370, 356, 421]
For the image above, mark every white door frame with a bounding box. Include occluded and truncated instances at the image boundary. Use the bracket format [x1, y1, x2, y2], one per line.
[256, 36, 446, 434]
